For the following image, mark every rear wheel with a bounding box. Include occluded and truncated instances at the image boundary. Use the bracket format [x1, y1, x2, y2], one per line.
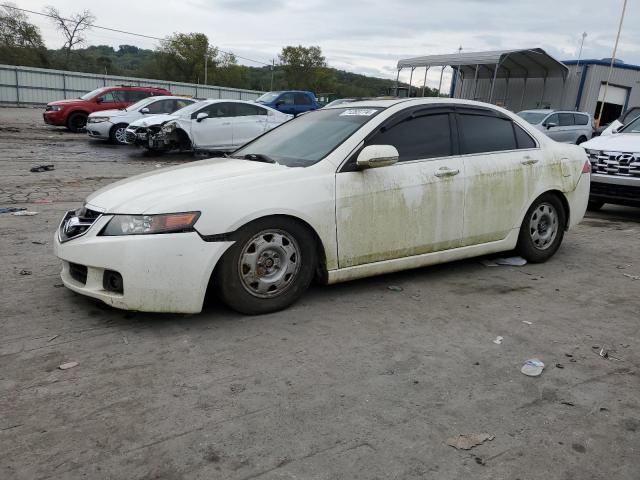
[516, 193, 566, 263]
[214, 218, 317, 315]
[587, 200, 605, 211]
[576, 135, 587, 145]
[66, 112, 87, 132]
[109, 123, 129, 144]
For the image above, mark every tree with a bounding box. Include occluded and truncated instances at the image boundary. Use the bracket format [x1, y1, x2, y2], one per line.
[44, 6, 95, 67]
[0, 3, 48, 67]
[278, 45, 334, 92]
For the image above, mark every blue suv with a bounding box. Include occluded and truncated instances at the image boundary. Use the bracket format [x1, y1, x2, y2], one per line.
[255, 90, 319, 116]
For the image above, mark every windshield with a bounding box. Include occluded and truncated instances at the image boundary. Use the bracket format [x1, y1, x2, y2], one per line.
[255, 92, 281, 103]
[324, 99, 354, 107]
[517, 112, 549, 124]
[232, 107, 382, 167]
[619, 115, 640, 133]
[80, 87, 107, 100]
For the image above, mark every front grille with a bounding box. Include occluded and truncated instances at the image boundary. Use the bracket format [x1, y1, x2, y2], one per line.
[59, 207, 101, 242]
[587, 150, 640, 177]
[69, 263, 88, 285]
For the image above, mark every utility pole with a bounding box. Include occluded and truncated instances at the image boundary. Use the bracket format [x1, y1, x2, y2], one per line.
[596, 0, 627, 127]
[576, 32, 587, 69]
[204, 51, 208, 85]
[270, 59, 275, 91]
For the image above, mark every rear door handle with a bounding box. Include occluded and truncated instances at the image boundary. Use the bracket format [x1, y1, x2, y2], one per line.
[521, 156, 539, 165]
[434, 167, 460, 178]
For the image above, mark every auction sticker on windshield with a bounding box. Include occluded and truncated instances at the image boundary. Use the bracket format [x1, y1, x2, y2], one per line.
[340, 109, 378, 116]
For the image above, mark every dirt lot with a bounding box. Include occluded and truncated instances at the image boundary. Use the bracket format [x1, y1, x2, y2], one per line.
[1, 106, 639, 480]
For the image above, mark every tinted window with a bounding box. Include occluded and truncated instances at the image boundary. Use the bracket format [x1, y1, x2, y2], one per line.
[279, 93, 295, 105]
[545, 113, 559, 126]
[573, 114, 589, 125]
[125, 90, 151, 102]
[514, 124, 536, 149]
[367, 113, 452, 162]
[294, 93, 312, 105]
[146, 99, 174, 114]
[98, 91, 123, 103]
[174, 99, 192, 110]
[559, 113, 575, 126]
[621, 107, 640, 124]
[458, 114, 517, 154]
[195, 102, 234, 119]
[235, 103, 267, 116]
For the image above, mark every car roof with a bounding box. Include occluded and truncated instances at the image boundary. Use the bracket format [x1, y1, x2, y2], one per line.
[323, 97, 521, 110]
[520, 109, 589, 115]
[146, 95, 195, 101]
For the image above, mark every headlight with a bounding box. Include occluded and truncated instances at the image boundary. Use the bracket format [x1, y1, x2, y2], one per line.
[48, 105, 63, 111]
[101, 212, 200, 236]
[88, 116, 110, 123]
[161, 122, 177, 133]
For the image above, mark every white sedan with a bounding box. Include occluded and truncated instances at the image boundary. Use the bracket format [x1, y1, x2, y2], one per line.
[86, 96, 196, 144]
[54, 99, 590, 314]
[124, 99, 292, 153]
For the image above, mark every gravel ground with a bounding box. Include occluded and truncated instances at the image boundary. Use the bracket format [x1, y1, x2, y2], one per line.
[1, 106, 639, 480]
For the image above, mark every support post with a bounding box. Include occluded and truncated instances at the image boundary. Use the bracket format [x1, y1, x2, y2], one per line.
[472, 64, 479, 100]
[559, 75, 567, 109]
[504, 76, 510, 108]
[408, 67, 415, 97]
[421, 67, 429, 97]
[62, 73, 67, 99]
[437, 66, 445, 96]
[540, 76, 547, 107]
[395, 68, 401, 96]
[204, 52, 208, 85]
[14, 67, 19, 105]
[520, 76, 528, 111]
[270, 59, 275, 91]
[489, 62, 499, 103]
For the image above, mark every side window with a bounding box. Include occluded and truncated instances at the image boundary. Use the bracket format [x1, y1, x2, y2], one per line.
[279, 93, 295, 105]
[235, 103, 268, 116]
[294, 93, 312, 106]
[573, 114, 589, 126]
[366, 113, 452, 162]
[99, 91, 120, 103]
[174, 99, 192, 110]
[194, 102, 235, 119]
[622, 107, 640, 124]
[514, 124, 537, 149]
[559, 113, 575, 126]
[146, 99, 174, 114]
[125, 90, 150, 102]
[458, 113, 517, 154]
[545, 113, 559, 126]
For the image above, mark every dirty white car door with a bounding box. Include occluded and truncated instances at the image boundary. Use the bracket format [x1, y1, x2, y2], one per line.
[456, 108, 541, 245]
[232, 103, 269, 147]
[336, 107, 465, 268]
[190, 102, 235, 150]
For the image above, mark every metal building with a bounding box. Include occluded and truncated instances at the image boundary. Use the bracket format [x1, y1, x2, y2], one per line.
[396, 49, 640, 125]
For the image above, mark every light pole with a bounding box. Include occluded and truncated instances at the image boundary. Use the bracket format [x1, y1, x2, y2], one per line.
[596, 0, 627, 127]
[576, 32, 587, 69]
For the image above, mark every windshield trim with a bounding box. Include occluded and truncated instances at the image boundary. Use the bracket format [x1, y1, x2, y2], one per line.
[618, 115, 640, 134]
[232, 106, 386, 168]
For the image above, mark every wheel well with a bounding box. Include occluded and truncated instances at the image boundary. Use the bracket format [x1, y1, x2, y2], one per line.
[544, 190, 570, 229]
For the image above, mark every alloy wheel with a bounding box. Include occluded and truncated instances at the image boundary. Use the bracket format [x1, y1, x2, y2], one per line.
[529, 202, 558, 250]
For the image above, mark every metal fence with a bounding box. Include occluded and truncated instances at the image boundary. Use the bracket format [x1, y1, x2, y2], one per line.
[0, 64, 264, 106]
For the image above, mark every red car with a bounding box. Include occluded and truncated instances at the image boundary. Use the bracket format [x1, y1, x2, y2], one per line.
[43, 85, 172, 132]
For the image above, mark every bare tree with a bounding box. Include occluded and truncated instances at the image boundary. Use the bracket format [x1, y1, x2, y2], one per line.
[44, 6, 95, 66]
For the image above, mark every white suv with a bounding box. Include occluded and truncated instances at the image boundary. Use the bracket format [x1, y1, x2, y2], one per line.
[86, 96, 196, 144]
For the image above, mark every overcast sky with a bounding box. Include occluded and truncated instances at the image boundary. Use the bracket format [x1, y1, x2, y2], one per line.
[18, 0, 640, 89]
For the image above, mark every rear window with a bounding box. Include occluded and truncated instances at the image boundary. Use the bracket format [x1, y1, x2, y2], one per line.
[559, 113, 575, 126]
[574, 114, 589, 125]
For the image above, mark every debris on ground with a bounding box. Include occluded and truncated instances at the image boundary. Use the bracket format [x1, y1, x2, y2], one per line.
[30, 164, 55, 173]
[19, 269, 32, 275]
[560, 401, 575, 406]
[0, 207, 26, 214]
[599, 348, 609, 359]
[12, 211, 38, 216]
[0, 126, 20, 133]
[32, 241, 46, 245]
[446, 433, 495, 450]
[481, 256, 527, 267]
[556, 363, 565, 369]
[623, 273, 640, 280]
[521, 359, 545, 376]
[123, 336, 129, 345]
[387, 285, 403, 292]
[522, 320, 533, 325]
[59, 361, 78, 370]
[493, 336, 504, 345]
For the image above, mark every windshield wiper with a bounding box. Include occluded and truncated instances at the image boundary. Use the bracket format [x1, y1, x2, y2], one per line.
[242, 153, 276, 164]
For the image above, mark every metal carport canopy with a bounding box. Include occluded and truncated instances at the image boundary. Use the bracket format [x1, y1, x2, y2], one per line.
[397, 48, 568, 78]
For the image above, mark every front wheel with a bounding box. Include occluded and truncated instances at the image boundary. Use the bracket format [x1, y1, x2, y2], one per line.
[214, 218, 317, 315]
[109, 123, 129, 144]
[516, 193, 566, 263]
[576, 135, 588, 145]
[66, 112, 87, 132]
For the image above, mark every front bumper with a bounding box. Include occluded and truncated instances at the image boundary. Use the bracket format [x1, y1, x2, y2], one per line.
[54, 214, 233, 313]
[43, 110, 65, 126]
[86, 121, 113, 140]
[590, 173, 640, 207]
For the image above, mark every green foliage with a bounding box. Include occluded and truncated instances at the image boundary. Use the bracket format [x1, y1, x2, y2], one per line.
[0, 3, 48, 67]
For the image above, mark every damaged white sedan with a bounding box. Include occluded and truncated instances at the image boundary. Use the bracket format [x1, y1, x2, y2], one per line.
[54, 99, 590, 314]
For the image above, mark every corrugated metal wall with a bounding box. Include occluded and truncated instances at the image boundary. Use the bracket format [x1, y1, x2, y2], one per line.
[0, 64, 264, 105]
[452, 63, 640, 115]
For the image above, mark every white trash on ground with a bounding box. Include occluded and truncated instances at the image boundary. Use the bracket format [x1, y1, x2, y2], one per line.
[521, 359, 545, 376]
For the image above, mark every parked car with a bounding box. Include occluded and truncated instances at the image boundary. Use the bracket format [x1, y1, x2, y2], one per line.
[54, 99, 590, 315]
[599, 106, 640, 136]
[86, 96, 195, 144]
[255, 90, 319, 116]
[518, 109, 594, 144]
[582, 114, 640, 210]
[43, 86, 172, 132]
[125, 99, 291, 153]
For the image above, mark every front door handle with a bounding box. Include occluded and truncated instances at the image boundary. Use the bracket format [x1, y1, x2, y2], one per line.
[521, 156, 539, 166]
[434, 167, 460, 178]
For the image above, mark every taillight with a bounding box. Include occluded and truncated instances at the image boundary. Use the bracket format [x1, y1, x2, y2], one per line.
[582, 160, 591, 174]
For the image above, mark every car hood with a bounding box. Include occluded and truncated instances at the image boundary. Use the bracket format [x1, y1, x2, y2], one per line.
[128, 114, 179, 128]
[48, 98, 87, 106]
[86, 157, 286, 214]
[582, 133, 640, 152]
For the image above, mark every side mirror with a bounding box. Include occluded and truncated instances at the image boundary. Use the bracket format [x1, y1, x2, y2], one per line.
[546, 122, 557, 129]
[356, 145, 399, 170]
[140, 107, 150, 114]
[196, 112, 208, 122]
